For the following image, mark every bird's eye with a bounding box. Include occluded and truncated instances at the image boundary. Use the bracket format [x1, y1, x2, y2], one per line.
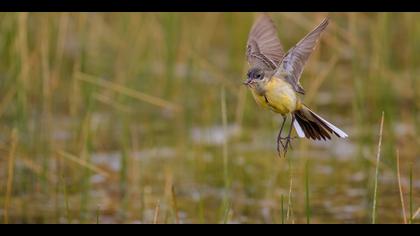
[257, 74, 262, 79]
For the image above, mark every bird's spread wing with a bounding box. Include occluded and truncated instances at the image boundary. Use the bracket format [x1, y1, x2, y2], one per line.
[276, 17, 330, 94]
[246, 13, 284, 71]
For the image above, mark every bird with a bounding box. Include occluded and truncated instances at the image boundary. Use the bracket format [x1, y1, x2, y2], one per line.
[243, 13, 348, 157]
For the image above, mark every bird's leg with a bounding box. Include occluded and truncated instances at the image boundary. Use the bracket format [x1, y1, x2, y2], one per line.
[276, 116, 287, 157]
[283, 115, 296, 155]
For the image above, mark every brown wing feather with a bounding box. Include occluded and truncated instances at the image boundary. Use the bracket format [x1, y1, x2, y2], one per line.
[277, 17, 330, 94]
[246, 13, 284, 71]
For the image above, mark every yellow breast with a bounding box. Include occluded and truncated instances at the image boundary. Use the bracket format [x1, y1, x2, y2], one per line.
[250, 77, 300, 115]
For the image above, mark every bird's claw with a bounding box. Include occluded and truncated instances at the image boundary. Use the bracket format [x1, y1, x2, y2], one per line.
[276, 136, 296, 158]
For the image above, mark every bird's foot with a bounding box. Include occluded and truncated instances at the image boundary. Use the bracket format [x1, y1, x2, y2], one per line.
[276, 136, 297, 158]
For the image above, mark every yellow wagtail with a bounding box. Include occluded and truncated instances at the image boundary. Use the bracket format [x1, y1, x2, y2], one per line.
[243, 14, 348, 156]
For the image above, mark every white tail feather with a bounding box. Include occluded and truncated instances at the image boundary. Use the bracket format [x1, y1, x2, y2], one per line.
[293, 119, 305, 138]
[310, 111, 348, 138]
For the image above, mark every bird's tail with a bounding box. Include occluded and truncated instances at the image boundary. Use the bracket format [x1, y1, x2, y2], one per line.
[293, 105, 348, 140]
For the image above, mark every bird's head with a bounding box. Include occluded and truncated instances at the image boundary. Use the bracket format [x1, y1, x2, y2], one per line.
[243, 67, 266, 86]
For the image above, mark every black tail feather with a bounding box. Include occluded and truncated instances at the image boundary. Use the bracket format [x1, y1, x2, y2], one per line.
[293, 106, 343, 140]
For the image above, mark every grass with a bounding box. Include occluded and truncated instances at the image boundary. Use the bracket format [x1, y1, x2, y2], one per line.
[57, 151, 110, 178]
[220, 86, 232, 224]
[77, 72, 180, 111]
[396, 149, 407, 224]
[409, 164, 413, 224]
[153, 200, 160, 224]
[171, 185, 180, 224]
[61, 174, 71, 223]
[281, 195, 285, 224]
[96, 205, 100, 224]
[372, 111, 384, 224]
[3, 128, 18, 224]
[305, 161, 311, 224]
[0, 12, 418, 223]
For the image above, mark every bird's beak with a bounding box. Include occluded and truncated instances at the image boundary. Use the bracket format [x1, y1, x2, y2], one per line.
[243, 78, 253, 85]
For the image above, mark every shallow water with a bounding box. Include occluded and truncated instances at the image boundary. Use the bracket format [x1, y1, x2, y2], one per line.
[4, 117, 418, 224]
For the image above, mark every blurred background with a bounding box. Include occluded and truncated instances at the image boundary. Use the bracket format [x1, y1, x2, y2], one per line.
[0, 12, 418, 224]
